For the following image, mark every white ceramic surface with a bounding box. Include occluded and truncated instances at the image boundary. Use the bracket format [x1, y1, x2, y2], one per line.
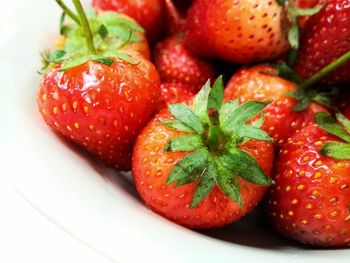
[1, 1, 349, 262]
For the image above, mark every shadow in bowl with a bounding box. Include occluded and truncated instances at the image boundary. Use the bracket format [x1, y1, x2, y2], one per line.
[197, 206, 303, 250]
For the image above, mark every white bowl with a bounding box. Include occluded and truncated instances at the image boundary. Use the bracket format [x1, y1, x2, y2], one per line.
[1, 1, 349, 262]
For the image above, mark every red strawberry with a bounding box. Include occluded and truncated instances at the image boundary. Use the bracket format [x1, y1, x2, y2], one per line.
[184, 0, 292, 63]
[153, 34, 216, 93]
[132, 77, 274, 228]
[92, 0, 165, 43]
[37, 0, 160, 171]
[294, 0, 350, 84]
[265, 112, 350, 247]
[224, 65, 327, 147]
[157, 83, 195, 111]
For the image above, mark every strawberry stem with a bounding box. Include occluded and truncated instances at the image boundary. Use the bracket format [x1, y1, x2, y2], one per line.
[72, 0, 96, 54]
[300, 50, 350, 89]
[55, 0, 80, 25]
[164, 0, 185, 34]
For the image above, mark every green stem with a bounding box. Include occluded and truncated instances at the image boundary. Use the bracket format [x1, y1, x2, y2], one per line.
[72, 0, 96, 54]
[300, 50, 350, 89]
[55, 0, 80, 25]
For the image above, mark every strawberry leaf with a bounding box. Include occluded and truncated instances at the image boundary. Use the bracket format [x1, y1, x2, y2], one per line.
[193, 80, 211, 124]
[111, 51, 138, 64]
[216, 163, 242, 207]
[158, 119, 195, 132]
[167, 149, 208, 184]
[290, 2, 325, 16]
[97, 24, 109, 39]
[336, 112, 350, 134]
[60, 12, 70, 36]
[251, 113, 265, 128]
[288, 24, 299, 50]
[168, 104, 204, 134]
[219, 100, 239, 125]
[93, 57, 114, 66]
[220, 101, 269, 134]
[320, 142, 350, 160]
[274, 62, 302, 84]
[165, 134, 204, 152]
[220, 147, 272, 186]
[238, 125, 273, 142]
[191, 162, 217, 208]
[207, 76, 224, 113]
[315, 112, 350, 143]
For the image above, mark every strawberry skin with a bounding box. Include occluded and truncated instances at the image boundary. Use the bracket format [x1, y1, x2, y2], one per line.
[153, 34, 216, 93]
[294, 0, 350, 84]
[92, 0, 165, 43]
[37, 52, 160, 171]
[132, 109, 274, 228]
[265, 124, 350, 247]
[157, 83, 195, 111]
[184, 0, 290, 63]
[224, 65, 327, 147]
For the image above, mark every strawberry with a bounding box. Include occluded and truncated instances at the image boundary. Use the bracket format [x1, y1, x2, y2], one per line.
[265, 112, 350, 247]
[224, 64, 327, 147]
[183, 0, 323, 64]
[153, 1, 215, 93]
[92, 0, 165, 43]
[294, 0, 350, 84]
[53, 3, 151, 60]
[157, 83, 195, 111]
[37, 0, 160, 171]
[153, 34, 216, 93]
[132, 77, 274, 228]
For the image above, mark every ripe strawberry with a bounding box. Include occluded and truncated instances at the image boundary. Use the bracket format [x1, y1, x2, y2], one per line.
[157, 83, 195, 111]
[132, 77, 274, 228]
[294, 0, 350, 84]
[37, 0, 160, 171]
[92, 0, 165, 43]
[153, 34, 216, 93]
[153, 1, 215, 93]
[224, 64, 327, 147]
[185, 0, 312, 64]
[265, 112, 350, 247]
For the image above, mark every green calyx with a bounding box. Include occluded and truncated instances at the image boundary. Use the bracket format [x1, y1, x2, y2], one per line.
[276, 0, 325, 66]
[315, 112, 350, 160]
[40, 0, 144, 73]
[160, 76, 273, 208]
[268, 62, 340, 112]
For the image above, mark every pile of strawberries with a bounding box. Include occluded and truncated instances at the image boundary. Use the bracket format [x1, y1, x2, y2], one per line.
[37, 0, 350, 247]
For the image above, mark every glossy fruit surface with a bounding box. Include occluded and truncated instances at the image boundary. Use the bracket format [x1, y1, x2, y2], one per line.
[265, 123, 350, 247]
[157, 83, 195, 111]
[294, 0, 350, 84]
[37, 52, 160, 171]
[184, 0, 290, 63]
[154, 34, 215, 92]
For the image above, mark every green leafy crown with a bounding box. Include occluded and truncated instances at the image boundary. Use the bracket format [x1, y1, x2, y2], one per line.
[263, 62, 339, 112]
[315, 112, 350, 160]
[41, 7, 144, 73]
[160, 76, 274, 208]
